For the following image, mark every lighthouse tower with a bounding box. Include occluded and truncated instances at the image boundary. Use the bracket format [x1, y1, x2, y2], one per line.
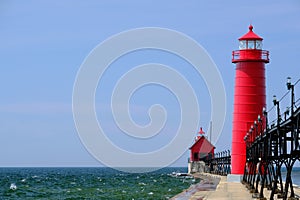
[230, 25, 269, 178]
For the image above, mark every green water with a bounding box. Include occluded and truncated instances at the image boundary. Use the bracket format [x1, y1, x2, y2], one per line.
[0, 167, 199, 199]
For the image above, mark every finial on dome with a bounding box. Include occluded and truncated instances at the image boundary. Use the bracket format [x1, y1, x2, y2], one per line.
[198, 127, 205, 135]
[238, 24, 262, 40]
[249, 24, 253, 31]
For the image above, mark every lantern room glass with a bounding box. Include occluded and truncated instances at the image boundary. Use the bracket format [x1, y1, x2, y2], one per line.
[239, 40, 262, 50]
[256, 40, 262, 49]
[239, 40, 246, 49]
[248, 40, 255, 49]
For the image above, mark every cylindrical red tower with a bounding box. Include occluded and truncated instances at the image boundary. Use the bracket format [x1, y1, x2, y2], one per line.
[231, 25, 269, 175]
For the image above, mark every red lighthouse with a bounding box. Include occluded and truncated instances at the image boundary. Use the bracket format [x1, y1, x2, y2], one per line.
[231, 25, 269, 176]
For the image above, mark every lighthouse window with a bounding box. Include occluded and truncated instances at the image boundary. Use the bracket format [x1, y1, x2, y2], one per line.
[256, 41, 262, 49]
[247, 40, 255, 49]
[239, 40, 246, 49]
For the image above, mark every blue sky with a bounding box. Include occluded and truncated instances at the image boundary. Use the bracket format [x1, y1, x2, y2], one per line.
[0, 1, 299, 167]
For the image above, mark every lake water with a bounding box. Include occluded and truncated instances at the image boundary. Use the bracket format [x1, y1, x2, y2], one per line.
[0, 167, 198, 199]
[2, 167, 300, 199]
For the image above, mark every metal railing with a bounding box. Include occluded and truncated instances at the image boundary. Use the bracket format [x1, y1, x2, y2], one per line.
[243, 77, 300, 200]
[205, 150, 231, 176]
[232, 50, 269, 63]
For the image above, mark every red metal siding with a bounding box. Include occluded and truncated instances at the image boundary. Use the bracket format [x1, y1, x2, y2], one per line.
[190, 137, 215, 162]
[231, 61, 267, 174]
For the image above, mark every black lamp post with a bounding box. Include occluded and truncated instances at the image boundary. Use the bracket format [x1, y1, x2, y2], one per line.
[251, 125, 255, 141]
[244, 133, 250, 149]
[273, 95, 277, 105]
[262, 107, 271, 158]
[254, 121, 258, 140]
[263, 107, 268, 131]
[273, 95, 281, 125]
[258, 115, 263, 138]
[286, 77, 294, 116]
[257, 115, 264, 161]
[287, 77, 298, 152]
[244, 134, 248, 144]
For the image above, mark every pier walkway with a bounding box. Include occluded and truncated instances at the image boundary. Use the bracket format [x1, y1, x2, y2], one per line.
[172, 173, 300, 200]
[189, 175, 252, 200]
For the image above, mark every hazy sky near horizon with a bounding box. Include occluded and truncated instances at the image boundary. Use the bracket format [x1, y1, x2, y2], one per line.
[0, 1, 300, 167]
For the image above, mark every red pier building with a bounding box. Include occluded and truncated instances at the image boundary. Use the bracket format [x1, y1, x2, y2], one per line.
[189, 128, 215, 162]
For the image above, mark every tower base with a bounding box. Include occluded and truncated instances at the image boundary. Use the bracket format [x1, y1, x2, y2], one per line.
[227, 174, 243, 182]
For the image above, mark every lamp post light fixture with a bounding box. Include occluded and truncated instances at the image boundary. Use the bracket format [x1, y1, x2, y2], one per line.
[284, 107, 290, 120]
[258, 115, 263, 139]
[286, 107, 290, 115]
[262, 107, 268, 130]
[286, 77, 292, 90]
[254, 121, 258, 137]
[257, 115, 261, 133]
[245, 132, 250, 141]
[251, 125, 256, 139]
[263, 107, 267, 116]
[273, 95, 278, 106]
[258, 115, 262, 122]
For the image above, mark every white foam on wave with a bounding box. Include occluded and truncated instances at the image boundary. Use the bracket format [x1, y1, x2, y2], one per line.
[10, 183, 17, 190]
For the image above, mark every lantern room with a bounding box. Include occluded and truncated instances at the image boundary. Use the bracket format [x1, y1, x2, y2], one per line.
[232, 25, 269, 63]
[238, 25, 263, 50]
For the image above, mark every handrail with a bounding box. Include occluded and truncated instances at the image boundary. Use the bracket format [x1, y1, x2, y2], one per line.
[232, 50, 269, 63]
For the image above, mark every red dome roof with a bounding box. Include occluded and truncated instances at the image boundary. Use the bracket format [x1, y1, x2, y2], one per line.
[239, 25, 263, 41]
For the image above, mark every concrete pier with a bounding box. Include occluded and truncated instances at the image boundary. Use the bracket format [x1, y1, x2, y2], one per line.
[189, 175, 253, 200]
[172, 173, 300, 200]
